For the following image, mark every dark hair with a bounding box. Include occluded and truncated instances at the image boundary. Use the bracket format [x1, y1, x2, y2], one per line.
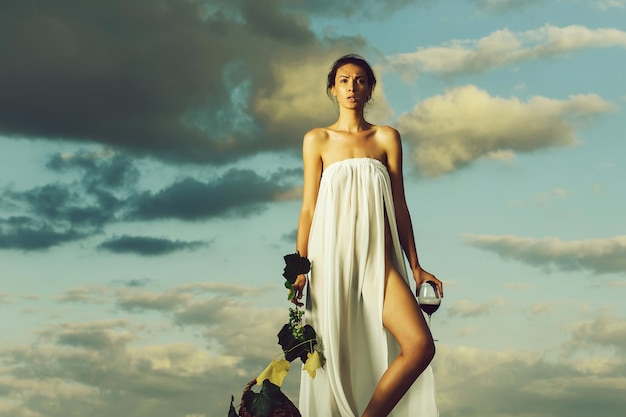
[326, 54, 376, 102]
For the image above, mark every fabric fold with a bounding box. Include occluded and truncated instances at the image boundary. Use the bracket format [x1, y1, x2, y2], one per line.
[298, 158, 438, 417]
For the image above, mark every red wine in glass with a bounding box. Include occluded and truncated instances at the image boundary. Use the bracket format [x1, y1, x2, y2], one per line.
[420, 302, 440, 316]
[418, 281, 442, 333]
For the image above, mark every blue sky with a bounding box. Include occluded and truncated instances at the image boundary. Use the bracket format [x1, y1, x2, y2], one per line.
[1, 1, 625, 416]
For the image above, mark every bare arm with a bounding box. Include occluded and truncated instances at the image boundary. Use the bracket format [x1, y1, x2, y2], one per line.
[292, 129, 324, 305]
[383, 128, 444, 297]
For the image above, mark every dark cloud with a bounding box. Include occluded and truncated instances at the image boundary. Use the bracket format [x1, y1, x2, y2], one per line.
[0, 216, 86, 250]
[282, 228, 298, 243]
[98, 235, 207, 256]
[468, 0, 541, 14]
[115, 277, 155, 288]
[127, 168, 300, 221]
[0, 0, 368, 165]
[10, 184, 115, 227]
[47, 151, 140, 190]
[0, 151, 300, 251]
[285, 0, 425, 17]
[0, 151, 138, 250]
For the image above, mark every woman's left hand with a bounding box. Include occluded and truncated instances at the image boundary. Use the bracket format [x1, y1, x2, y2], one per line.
[413, 267, 444, 298]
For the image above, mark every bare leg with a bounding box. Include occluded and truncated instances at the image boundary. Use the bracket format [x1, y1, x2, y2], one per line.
[360, 262, 435, 417]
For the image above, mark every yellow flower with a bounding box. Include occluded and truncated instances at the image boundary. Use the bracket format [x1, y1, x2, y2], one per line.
[256, 359, 290, 387]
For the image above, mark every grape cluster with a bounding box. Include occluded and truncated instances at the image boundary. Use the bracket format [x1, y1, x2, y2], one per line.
[288, 307, 305, 340]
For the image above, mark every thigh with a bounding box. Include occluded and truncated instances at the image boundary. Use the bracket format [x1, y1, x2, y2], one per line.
[382, 264, 432, 350]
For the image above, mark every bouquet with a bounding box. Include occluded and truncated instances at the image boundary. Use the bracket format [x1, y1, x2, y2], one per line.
[228, 252, 324, 417]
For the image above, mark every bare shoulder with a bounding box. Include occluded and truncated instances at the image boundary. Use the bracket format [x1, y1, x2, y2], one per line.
[373, 125, 402, 153]
[302, 127, 328, 161]
[303, 127, 330, 145]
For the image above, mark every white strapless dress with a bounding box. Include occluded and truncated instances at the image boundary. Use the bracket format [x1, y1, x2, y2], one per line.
[298, 158, 438, 417]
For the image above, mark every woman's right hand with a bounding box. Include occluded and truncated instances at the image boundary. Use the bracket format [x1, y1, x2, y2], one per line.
[290, 274, 307, 306]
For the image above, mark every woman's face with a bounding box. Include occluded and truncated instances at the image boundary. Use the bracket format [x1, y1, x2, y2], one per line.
[331, 63, 371, 108]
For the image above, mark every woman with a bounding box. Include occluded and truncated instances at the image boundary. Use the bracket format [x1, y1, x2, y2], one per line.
[292, 54, 443, 417]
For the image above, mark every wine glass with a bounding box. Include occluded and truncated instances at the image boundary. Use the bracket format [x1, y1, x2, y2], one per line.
[418, 281, 441, 332]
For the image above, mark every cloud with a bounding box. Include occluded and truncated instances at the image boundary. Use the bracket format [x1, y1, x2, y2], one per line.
[593, 0, 626, 10]
[115, 282, 264, 313]
[534, 188, 567, 203]
[282, 228, 298, 243]
[526, 301, 562, 316]
[463, 234, 626, 274]
[447, 298, 504, 318]
[98, 235, 207, 256]
[563, 316, 626, 356]
[116, 289, 191, 313]
[47, 150, 140, 191]
[433, 343, 626, 417]
[504, 282, 537, 291]
[469, 0, 541, 14]
[115, 284, 284, 361]
[509, 187, 569, 208]
[0, 151, 301, 251]
[4, 283, 626, 417]
[126, 168, 301, 221]
[0, 319, 252, 417]
[0, 151, 137, 251]
[284, 0, 425, 18]
[54, 286, 111, 304]
[0, 284, 288, 417]
[397, 85, 615, 176]
[0, 0, 370, 165]
[0, 216, 87, 250]
[114, 278, 155, 288]
[176, 282, 265, 297]
[57, 325, 133, 352]
[386, 25, 626, 77]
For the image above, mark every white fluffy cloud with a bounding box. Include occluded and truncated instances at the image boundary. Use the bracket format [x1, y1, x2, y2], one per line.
[463, 234, 626, 274]
[433, 331, 626, 416]
[593, 0, 626, 10]
[447, 298, 505, 318]
[0, 284, 288, 417]
[397, 85, 614, 176]
[387, 25, 626, 77]
[3, 283, 626, 417]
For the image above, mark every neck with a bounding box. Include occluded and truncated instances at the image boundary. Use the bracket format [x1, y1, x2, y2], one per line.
[335, 107, 369, 133]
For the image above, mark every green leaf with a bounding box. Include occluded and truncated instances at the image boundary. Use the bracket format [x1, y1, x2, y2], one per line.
[245, 380, 284, 417]
[284, 280, 295, 300]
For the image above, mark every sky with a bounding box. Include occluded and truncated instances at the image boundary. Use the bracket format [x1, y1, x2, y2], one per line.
[1, 0, 625, 416]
